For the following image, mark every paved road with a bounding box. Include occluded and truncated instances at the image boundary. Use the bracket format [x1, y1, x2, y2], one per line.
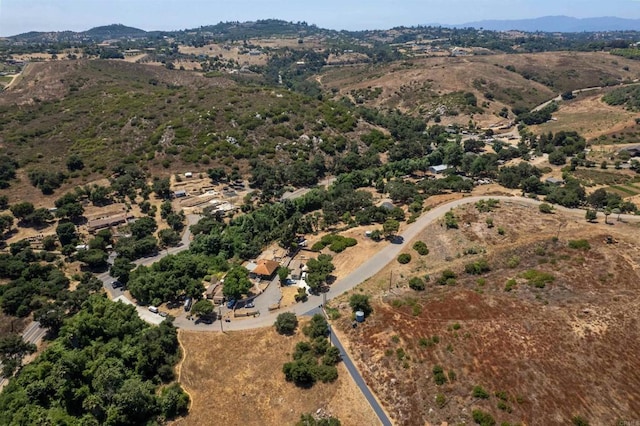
[313, 306, 392, 426]
[0, 321, 46, 389]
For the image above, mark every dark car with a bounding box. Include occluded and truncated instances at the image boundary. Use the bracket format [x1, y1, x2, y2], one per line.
[111, 280, 123, 289]
[226, 299, 236, 309]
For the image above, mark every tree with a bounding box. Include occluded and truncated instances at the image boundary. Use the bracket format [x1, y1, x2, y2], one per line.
[274, 312, 298, 335]
[152, 177, 172, 199]
[304, 314, 328, 339]
[382, 219, 400, 239]
[130, 217, 158, 239]
[10, 202, 34, 220]
[110, 256, 135, 283]
[159, 229, 181, 247]
[306, 254, 334, 294]
[585, 209, 597, 223]
[76, 248, 108, 270]
[159, 383, 190, 420]
[0, 214, 13, 237]
[349, 294, 372, 316]
[191, 299, 214, 320]
[278, 266, 290, 284]
[222, 266, 252, 300]
[0, 334, 36, 377]
[66, 154, 84, 171]
[56, 222, 78, 246]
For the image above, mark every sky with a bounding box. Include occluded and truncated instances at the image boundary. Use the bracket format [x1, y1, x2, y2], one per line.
[1, 0, 640, 36]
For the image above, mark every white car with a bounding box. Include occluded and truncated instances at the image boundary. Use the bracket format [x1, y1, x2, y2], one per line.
[245, 301, 255, 309]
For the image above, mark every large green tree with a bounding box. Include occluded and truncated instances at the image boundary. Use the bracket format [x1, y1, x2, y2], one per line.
[222, 266, 252, 300]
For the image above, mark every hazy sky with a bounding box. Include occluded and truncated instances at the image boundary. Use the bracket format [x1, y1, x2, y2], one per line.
[1, 0, 640, 36]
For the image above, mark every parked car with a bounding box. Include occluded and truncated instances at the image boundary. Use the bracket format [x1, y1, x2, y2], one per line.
[183, 297, 193, 312]
[226, 299, 236, 309]
[159, 311, 168, 318]
[148, 306, 159, 314]
[245, 301, 255, 309]
[111, 280, 123, 289]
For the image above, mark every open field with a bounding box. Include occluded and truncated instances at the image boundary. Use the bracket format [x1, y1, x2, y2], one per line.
[329, 201, 640, 425]
[532, 91, 639, 139]
[320, 51, 640, 128]
[173, 326, 379, 426]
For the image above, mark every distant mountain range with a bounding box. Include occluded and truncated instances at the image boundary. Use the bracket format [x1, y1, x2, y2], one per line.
[454, 16, 640, 32]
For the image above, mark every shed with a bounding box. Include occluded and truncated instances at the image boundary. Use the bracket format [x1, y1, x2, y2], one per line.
[428, 164, 449, 174]
[545, 177, 565, 186]
[174, 190, 187, 198]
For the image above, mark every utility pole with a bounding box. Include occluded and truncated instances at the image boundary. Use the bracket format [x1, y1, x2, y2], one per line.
[389, 271, 392, 291]
[219, 305, 223, 333]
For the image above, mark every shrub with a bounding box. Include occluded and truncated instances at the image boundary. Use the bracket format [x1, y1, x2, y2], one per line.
[507, 256, 520, 268]
[504, 279, 517, 292]
[539, 203, 554, 214]
[311, 241, 325, 252]
[274, 312, 298, 335]
[408, 276, 425, 291]
[444, 211, 458, 229]
[437, 269, 457, 285]
[435, 393, 446, 408]
[397, 253, 412, 264]
[568, 239, 591, 250]
[472, 409, 496, 426]
[349, 294, 372, 316]
[521, 269, 555, 288]
[464, 259, 490, 275]
[432, 365, 447, 385]
[572, 416, 590, 426]
[472, 385, 490, 399]
[413, 241, 429, 255]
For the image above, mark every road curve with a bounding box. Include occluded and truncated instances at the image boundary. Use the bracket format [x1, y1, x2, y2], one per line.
[176, 195, 640, 332]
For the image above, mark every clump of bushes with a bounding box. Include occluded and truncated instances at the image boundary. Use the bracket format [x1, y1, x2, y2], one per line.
[464, 259, 490, 275]
[312, 234, 357, 253]
[397, 253, 412, 264]
[437, 269, 457, 285]
[521, 269, 554, 288]
[413, 241, 429, 255]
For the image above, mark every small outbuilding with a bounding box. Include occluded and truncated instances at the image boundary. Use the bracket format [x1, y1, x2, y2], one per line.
[428, 164, 450, 174]
[545, 177, 565, 186]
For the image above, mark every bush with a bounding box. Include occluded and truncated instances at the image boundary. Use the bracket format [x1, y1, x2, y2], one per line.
[444, 211, 458, 229]
[538, 203, 553, 214]
[568, 239, 590, 250]
[437, 269, 456, 285]
[504, 278, 517, 292]
[397, 253, 412, 264]
[408, 277, 425, 291]
[464, 259, 490, 275]
[349, 294, 372, 316]
[413, 241, 429, 255]
[472, 409, 496, 426]
[433, 365, 447, 385]
[472, 385, 490, 399]
[274, 312, 298, 335]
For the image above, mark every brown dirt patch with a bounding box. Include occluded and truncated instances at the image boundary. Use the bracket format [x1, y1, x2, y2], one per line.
[173, 326, 378, 426]
[330, 202, 640, 425]
[532, 92, 638, 139]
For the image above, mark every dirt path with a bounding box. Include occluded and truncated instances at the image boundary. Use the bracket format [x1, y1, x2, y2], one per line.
[4, 63, 32, 90]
